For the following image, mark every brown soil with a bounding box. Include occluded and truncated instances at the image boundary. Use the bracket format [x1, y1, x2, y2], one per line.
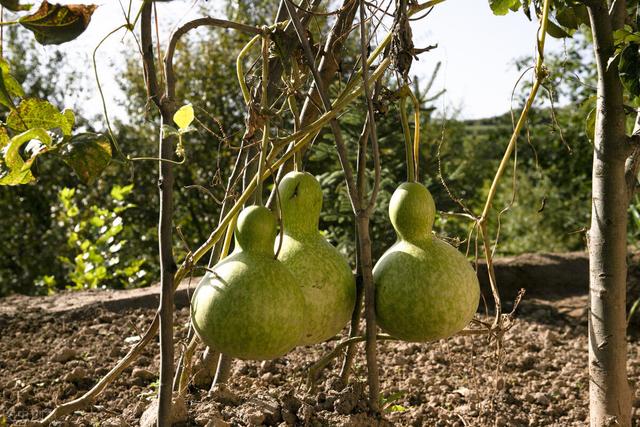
[1, 254, 640, 426]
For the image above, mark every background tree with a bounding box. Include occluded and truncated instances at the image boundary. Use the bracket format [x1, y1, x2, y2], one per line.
[0, 4, 611, 297]
[490, 0, 639, 424]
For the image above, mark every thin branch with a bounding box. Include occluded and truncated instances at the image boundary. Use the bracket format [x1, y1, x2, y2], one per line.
[164, 17, 263, 101]
[359, 0, 381, 215]
[477, 0, 552, 328]
[284, 0, 361, 211]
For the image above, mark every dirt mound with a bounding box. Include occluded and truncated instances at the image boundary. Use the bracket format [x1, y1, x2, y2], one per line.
[1, 253, 639, 426]
[1, 298, 638, 426]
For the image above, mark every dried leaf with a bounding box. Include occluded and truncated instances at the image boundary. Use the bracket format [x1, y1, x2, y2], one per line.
[19, 1, 97, 45]
[0, 0, 32, 12]
[60, 133, 112, 184]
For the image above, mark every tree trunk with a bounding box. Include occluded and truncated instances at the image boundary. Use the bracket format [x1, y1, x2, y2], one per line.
[158, 108, 176, 426]
[157, 109, 177, 426]
[587, 2, 632, 425]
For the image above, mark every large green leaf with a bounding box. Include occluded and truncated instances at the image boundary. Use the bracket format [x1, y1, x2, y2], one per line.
[613, 26, 640, 46]
[0, 128, 52, 186]
[18, 1, 97, 45]
[489, 0, 521, 15]
[60, 133, 112, 184]
[6, 98, 74, 135]
[0, 0, 32, 11]
[555, 8, 579, 31]
[0, 72, 16, 111]
[546, 19, 573, 38]
[0, 59, 25, 110]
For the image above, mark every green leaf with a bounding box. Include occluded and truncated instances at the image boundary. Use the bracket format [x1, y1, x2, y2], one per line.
[546, 19, 573, 38]
[521, 0, 531, 20]
[0, 72, 16, 110]
[555, 8, 578, 31]
[0, 128, 52, 185]
[110, 184, 133, 201]
[3, 74, 25, 99]
[619, 43, 640, 100]
[63, 109, 76, 129]
[173, 104, 194, 130]
[0, 0, 32, 11]
[60, 133, 112, 184]
[489, 0, 520, 15]
[613, 27, 640, 46]
[0, 127, 9, 151]
[6, 98, 74, 135]
[18, 1, 97, 46]
[0, 59, 24, 110]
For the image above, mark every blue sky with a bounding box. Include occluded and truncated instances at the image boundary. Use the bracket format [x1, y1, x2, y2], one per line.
[409, 0, 565, 118]
[32, 0, 566, 120]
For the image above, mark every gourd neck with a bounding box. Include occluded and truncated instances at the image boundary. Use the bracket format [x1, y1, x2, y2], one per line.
[282, 217, 319, 238]
[389, 182, 436, 248]
[278, 171, 324, 241]
[233, 205, 277, 258]
[235, 236, 274, 257]
[398, 233, 432, 248]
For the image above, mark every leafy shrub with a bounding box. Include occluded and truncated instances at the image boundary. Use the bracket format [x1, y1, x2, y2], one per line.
[49, 184, 147, 290]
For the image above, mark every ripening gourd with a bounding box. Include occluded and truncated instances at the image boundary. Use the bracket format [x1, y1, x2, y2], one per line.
[373, 182, 480, 342]
[276, 171, 356, 345]
[190, 205, 305, 360]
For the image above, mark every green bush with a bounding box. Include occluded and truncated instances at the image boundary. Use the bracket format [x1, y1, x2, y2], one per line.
[38, 184, 148, 292]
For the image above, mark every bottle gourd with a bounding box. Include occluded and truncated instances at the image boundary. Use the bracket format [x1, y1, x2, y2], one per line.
[190, 205, 305, 360]
[276, 171, 356, 345]
[373, 182, 480, 341]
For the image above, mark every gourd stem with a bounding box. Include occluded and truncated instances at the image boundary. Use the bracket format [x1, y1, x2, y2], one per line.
[288, 94, 302, 171]
[221, 212, 237, 256]
[256, 33, 271, 206]
[237, 34, 260, 105]
[399, 95, 415, 183]
[477, 0, 549, 329]
[408, 88, 421, 182]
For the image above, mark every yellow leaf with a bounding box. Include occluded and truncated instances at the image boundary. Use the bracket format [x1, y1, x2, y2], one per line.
[173, 104, 194, 130]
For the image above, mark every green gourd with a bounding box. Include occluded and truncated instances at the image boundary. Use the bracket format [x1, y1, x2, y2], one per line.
[190, 205, 305, 360]
[373, 182, 480, 342]
[276, 171, 356, 345]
